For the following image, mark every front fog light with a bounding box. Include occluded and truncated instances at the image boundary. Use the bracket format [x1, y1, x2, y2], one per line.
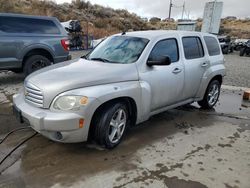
[54, 96, 88, 111]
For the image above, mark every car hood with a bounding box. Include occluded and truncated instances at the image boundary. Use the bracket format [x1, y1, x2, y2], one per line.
[26, 58, 139, 108]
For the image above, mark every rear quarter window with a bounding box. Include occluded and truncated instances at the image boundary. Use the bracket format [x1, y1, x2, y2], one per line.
[0, 16, 60, 34]
[204, 36, 221, 56]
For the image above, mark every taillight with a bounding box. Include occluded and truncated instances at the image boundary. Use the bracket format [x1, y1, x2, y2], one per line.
[61, 39, 70, 51]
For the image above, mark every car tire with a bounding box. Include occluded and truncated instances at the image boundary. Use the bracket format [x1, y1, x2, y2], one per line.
[94, 102, 129, 149]
[198, 80, 221, 109]
[230, 47, 234, 53]
[239, 48, 245, 56]
[24, 55, 52, 76]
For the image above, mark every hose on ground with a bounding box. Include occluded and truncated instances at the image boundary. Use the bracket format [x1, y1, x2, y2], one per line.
[0, 126, 31, 145]
[0, 132, 37, 166]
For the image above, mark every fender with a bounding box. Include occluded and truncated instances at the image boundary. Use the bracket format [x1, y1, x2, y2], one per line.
[18, 43, 55, 61]
[195, 64, 226, 100]
[60, 81, 143, 124]
[138, 81, 152, 122]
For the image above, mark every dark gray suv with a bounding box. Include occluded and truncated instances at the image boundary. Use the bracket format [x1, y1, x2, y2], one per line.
[0, 13, 71, 76]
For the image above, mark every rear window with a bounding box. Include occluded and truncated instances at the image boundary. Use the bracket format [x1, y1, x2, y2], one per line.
[182, 37, 204, 60]
[204, 36, 221, 56]
[0, 16, 60, 34]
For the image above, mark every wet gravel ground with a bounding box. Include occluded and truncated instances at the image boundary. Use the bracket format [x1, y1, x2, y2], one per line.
[224, 53, 250, 88]
[0, 90, 249, 188]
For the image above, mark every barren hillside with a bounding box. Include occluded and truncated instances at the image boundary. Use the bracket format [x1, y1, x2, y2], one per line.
[0, 0, 249, 39]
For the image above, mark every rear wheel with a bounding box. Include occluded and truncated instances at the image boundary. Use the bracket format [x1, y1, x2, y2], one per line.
[222, 47, 229, 54]
[93, 102, 129, 149]
[24, 55, 52, 76]
[198, 80, 221, 109]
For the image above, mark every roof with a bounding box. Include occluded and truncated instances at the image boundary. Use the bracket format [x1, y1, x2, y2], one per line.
[0, 13, 56, 20]
[116, 30, 214, 40]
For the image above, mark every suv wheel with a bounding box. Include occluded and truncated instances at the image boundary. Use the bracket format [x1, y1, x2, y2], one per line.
[198, 80, 221, 109]
[24, 55, 52, 76]
[94, 102, 129, 149]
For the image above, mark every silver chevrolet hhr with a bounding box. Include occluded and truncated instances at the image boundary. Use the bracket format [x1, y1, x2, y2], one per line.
[13, 30, 225, 149]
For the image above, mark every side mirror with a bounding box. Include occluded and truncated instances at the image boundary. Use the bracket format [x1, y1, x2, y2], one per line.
[147, 56, 172, 66]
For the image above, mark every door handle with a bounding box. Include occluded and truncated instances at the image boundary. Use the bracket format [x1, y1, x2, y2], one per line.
[172, 68, 182, 74]
[201, 62, 209, 67]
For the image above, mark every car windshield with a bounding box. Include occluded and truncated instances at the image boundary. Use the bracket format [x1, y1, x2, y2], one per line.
[86, 36, 149, 64]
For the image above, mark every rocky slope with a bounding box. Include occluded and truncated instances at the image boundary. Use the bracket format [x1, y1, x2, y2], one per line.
[0, 0, 249, 39]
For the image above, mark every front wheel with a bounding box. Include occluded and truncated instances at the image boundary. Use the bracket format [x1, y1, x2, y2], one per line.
[198, 80, 221, 109]
[94, 102, 129, 149]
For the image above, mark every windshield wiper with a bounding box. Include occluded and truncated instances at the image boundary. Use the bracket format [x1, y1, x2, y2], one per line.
[89, 57, 111, 63]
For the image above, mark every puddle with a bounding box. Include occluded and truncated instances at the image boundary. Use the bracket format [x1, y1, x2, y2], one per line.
[185, 89, 250, 119]
[214, 90, 249, 116]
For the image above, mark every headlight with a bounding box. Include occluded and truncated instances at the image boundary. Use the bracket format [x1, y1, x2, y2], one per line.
[53, 96, 88, 111]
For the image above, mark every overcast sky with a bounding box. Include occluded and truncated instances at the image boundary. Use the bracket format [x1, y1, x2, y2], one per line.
[55, 0, 249, 19]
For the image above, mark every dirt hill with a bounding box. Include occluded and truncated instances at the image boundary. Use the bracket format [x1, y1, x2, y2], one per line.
[0, 0, 249, 39]
[0, 0, 149, 38]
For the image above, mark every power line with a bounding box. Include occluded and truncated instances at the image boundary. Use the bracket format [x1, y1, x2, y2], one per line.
[168, 0, 188, 20]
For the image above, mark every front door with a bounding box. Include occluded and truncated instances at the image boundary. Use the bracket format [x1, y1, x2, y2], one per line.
[140, 38, 184, 112]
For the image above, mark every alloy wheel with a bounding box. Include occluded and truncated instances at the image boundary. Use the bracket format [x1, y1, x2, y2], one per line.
[108, 108, 126, 144]
[207, 84, 219, 106]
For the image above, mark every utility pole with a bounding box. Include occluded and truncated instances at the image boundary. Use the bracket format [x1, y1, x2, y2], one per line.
[168, 0, 173, 20]
[181, 1, 185, 20]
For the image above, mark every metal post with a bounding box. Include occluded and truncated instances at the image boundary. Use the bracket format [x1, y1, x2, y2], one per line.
[209, 0, 217, 33]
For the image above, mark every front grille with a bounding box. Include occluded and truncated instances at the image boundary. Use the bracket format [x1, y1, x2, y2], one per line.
[24, 82, 43, 108]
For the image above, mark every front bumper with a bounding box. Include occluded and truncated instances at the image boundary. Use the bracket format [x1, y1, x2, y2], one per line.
[13, 93, 94, 143]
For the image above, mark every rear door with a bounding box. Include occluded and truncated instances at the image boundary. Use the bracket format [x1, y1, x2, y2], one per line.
[181, 35, 209, 99]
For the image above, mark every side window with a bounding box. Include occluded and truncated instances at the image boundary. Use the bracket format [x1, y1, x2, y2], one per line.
[148, 38, 179, 63]
[204, 36, 221, 56]
[0, 16, 60, 34]
[182, 37, 204, 59]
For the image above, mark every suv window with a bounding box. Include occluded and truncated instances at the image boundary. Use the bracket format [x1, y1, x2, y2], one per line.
[0, 16, 60, 34]
[182, 37, 204, 59]
[148, 38, 179, 63]
[204, 36, 221, 56]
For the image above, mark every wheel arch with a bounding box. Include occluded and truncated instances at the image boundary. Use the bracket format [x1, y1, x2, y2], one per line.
[88, 96, 137, 141]
[196, 71, 224, 101]
[22, 48, 54, 67]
